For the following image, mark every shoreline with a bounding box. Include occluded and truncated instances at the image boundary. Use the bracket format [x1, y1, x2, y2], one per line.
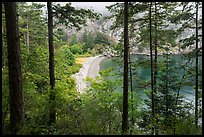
[105, 52, 194, 58]
[72, 55, 105, 93]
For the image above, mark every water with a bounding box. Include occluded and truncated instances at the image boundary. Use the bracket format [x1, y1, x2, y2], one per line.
[100, 54, 202, 104]
[100, 54, 202, 125]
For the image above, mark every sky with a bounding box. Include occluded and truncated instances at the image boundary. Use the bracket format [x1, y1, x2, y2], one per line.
[61, 2, 117, 15]
[27, 2, 202, 19]
[27, 2, 117, 15]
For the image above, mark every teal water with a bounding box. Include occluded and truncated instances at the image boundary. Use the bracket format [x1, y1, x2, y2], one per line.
[99, 54, 202, 103]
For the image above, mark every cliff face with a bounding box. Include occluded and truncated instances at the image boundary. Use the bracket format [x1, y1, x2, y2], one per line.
[58, 14, 119, 43]
[59, 14, 201, 56]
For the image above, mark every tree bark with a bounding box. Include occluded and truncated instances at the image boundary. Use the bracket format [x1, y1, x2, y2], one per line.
[47, 2, 56, 125]
[153, 1, 158, 105]
[129, 52, 134, 134]
[153, 2, 158, 135]
[195, 2, 198, 128]
[4, 2, 24, 134]
[149, 2, 155, 135]
[122, 1, 129, 135]
[26, 17, 29, 53]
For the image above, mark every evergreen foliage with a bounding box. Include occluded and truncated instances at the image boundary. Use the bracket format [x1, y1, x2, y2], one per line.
[2, 2, 202, 135]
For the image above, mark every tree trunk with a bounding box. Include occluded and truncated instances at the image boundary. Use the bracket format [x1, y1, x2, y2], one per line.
[24, 34, 27, 48]
[108, 105, 112, 134]
[2, 5, 7, 68]
[26, 17, 29, 53]
[47, 2, 56, 125]
[165, 48, 169, 121]
[4, 2, 24, 134]
[129, 52, 134, 134]
[153, 2, 158, 135]
[195, 2, 198, 128]
[149, 2, 155, 135]
[153, 1, 158, 105]
[122, 1, 129, 135]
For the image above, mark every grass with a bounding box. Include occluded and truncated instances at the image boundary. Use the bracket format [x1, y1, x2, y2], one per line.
[75, 57, 88, 65]
[74, 53, 92, 58]
[74, 53, 93, 65]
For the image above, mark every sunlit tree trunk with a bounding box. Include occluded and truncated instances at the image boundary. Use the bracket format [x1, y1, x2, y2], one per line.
[26, 17, 29, 53]
[2, 4, 7, 68]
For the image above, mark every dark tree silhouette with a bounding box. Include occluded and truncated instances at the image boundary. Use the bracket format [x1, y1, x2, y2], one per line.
[47, 2, 56, 125]
[149, 2, 155, 135]
[4, 2, 24, 134]
[153, 2, 158, 135]
[122, 1, 129, 135]
[195, 2, 199, 128]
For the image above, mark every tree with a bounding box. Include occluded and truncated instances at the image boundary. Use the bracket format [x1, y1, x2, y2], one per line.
[52, 3, 100, 30]
[46, 2, 100, 125]
[4, 2, 24, 134]
[81, 30, 95, 53]
[195, 2, 198, 128]
[122, 1, 129, 135]
[51, 2, 101, 54]
[69, 33, 78, 46]
[18, 2, 47, 51]
[106, 2, 202, 135]
[47, 2, 55, 125]
[69, 44, 83, 55]
[2, 3, 7, 68]
[152, 2, 158, 135]
[53, 28, 67, 49]
[94, 32, 111, 46]
[128, 45, 134, 135]
[169, 2, 202, 128]
[149, 2, 155, 135]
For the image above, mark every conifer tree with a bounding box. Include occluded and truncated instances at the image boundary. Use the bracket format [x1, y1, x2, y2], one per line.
[47, 2, 56, 125]
[122, 2, 129, 134]
[4, 2, 24, 134]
